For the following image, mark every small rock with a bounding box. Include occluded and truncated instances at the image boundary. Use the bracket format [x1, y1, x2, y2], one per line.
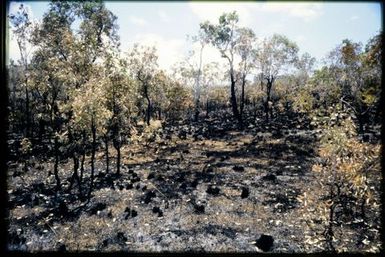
[206, 185, 220, 196]
[147, 172, 156, 180]
[262, 174, 277, 182]
[255, 234, 274, 252]
[194, 204, 205, 214]
[232, 165, 244, 172]
[241, 187, 249, 199]
[57, 243, 66, 252]
[190, 179, 199, 188]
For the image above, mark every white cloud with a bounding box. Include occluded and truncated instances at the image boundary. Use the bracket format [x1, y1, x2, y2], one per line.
[295, 35, 307, 43]
[158, 10, 171, 23]
[349, 15, 359, 21]
[128, 16, 148, 26]
[131, 33, 185, 72]
[260, 2, 323, 22]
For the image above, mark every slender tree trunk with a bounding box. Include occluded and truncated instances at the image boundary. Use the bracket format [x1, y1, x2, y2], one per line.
[67, 128, 81, 196]
[53, 135, 61, 191]
[144, 85, 151, 126]
[104, 134, 109, 174]
[230, 71, 242, 127]
[80, 130, 86, 182]
[88, 118, 96, 201]
[114, 136, 121, 175]
[25, 84, 30, 138]
[265, 79, 273, 123]
[206, 99, 209, 118]
[240, 74, 246, 121]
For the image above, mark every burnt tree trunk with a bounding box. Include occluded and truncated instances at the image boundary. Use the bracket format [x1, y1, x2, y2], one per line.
[80, 130, 86, 183]
[53, 135, 61, 192]
[113, 134, 121, 176]
[240, 74, 246, 122]
[88, 116, 96, 201]
[144, 85, 151, 126]
[104, 134, 109, 174]
[230, 71, 242, 128]
[265, 78, 274, 123]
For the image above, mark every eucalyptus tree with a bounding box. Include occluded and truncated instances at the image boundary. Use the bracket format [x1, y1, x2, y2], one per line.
[126, 44, 159, 126]
[327, 37, 381, 132]
[294, 52, 316, 88]
[70, 70, 112, 200]
[9, 4, 34, 137]
[200, 11, 244, 126]
[235, 27, 257, 120]
[29, 0, 120, 193]
[104, 52, 137, 175]
[29, 1, 77, 190]
[188, 29, 210, 122]
[257, 34, 299, 122]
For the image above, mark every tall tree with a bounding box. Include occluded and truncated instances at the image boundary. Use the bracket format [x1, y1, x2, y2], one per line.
[235, 27, 257, 120]
[126, 44, 158, 126]
[257, 34, 299, 122]
[9, 4, 34, 137]
[200, 11, 244, 127]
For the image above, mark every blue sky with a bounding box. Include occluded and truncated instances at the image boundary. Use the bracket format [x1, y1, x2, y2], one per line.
[8, 1, 382, 71]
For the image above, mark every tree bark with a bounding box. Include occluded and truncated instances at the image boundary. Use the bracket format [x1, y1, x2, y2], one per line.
[144, 85, 151, 126]
[240, 74, 246, 121]
[230, 71, 242, 127]
[80, 130, 86, 182]
[88, 116, 96, 201]
[53, 135, 61, 191]
[265, 78, 273, 123]
[104, 134, 109, 174]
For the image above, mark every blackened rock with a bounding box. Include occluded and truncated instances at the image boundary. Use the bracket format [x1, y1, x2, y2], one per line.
[58, 201, 69, 216]
[90, 203, 106, 215]
[180, 182, 187, 190]
[128, 169, 134, 174]
[142, 185, 147, 191]
[262, 174, 277, 182]
[116, 232, 127, 243]
[107, 211, 113, 218]
[232, 165, 245, 172]
[147, 172, 156, 180]
[131, 210, 137, 217]
[256, 234, 274, 252]
[194, 204, 205, 214]
[126, 183, 133, 190]
[119, 185, 124, 191]
[158, 210, 163, 217]
[152, 206, 160, 213]
[58, 243, 66, 252]
[206, 185, 220, 196]
[182, 149, 190, 154]
[241, 187, 249, 199]
[144, 190, 156, 204]
[102, 239, 109, 247]
[190, 179, 199, 188]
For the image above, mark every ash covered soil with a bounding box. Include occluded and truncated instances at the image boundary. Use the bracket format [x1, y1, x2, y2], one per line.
[6, 112, 381, 252]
